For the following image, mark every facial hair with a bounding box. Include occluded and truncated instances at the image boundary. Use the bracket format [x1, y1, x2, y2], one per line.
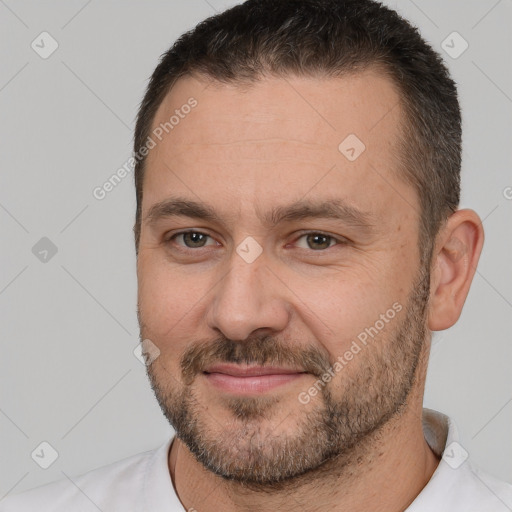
[142, 263, 431, 489]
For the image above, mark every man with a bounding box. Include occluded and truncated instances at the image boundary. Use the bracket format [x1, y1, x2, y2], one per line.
[2, 0, 511, 510]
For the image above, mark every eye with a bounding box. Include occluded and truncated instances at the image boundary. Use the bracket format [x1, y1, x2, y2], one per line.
[294, 232, 343, 251]
[167, 231, 217, 249]
[165, 230, 347, 252]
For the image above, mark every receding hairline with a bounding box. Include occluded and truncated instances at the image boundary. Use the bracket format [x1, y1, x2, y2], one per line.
[133, 0, 461, 269]
[148, 62, 404, 127]
[142, 65, 413, 206]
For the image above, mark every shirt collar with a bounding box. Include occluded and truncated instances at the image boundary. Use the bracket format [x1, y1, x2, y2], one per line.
[407, 408, 511, 511]
[143, 436, 183, 511]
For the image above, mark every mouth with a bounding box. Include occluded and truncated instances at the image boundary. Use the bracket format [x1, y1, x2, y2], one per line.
[203, 364, 308, 394]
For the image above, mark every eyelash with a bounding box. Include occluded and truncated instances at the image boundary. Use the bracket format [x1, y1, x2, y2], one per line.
[165, 230, 347, 252]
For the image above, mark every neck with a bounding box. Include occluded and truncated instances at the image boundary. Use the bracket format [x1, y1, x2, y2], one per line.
[168, 400, 440, 512]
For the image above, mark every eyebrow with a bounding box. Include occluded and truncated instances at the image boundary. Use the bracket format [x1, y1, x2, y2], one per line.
[145, 196, 376, 233]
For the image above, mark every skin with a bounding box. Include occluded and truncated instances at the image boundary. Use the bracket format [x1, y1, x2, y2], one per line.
[136, 70, 484, 512]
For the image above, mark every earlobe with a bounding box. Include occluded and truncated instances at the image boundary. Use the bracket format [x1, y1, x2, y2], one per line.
[427, 209, 485, 331]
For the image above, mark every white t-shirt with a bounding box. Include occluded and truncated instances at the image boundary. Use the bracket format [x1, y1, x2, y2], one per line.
[1, 408, 511, 511]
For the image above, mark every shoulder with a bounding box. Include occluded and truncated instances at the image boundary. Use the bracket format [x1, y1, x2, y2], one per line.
[415, 458, 512, 511]
[0, 445, 159, 512]
[464, 463, 512, 511]
[411, 409, 512, 511]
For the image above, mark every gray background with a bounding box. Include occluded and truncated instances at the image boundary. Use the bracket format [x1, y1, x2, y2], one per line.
[1, 0, 511, 498]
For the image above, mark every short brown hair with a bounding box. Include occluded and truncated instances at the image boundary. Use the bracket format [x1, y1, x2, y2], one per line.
[133, 0, 461, 267]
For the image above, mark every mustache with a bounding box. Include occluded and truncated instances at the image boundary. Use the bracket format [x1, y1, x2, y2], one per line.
[180, 334, 332, 385]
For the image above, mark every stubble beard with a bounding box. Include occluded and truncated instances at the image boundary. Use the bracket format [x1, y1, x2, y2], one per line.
[143, 264, 431, 489]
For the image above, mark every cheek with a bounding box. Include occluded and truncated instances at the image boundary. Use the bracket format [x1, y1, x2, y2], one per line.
[293, 266, 405, 359]
[137, 253, 207, 346]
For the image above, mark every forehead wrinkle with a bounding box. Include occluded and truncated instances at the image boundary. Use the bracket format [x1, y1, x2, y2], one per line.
[166, 138, 334, 163]
[171, 138, 329, 147]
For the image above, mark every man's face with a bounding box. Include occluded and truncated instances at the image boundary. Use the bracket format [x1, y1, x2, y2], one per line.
[136, 72, 431, 485]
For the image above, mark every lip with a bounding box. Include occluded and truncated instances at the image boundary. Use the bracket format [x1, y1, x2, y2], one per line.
[203, 364, 307, 394]
[204, 364, 305, 377]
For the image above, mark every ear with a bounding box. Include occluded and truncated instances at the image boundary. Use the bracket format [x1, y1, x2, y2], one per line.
[428, 209, 485, 331]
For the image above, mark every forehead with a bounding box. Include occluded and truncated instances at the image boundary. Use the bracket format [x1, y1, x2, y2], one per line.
[151, 70, 402, 149]
[142, 71, 418, 230]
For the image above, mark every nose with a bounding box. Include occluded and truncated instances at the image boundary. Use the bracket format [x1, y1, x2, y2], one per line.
[205, 250, 291, 341]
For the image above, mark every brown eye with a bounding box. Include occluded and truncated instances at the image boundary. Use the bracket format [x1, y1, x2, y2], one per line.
[295, 233, 339, 251]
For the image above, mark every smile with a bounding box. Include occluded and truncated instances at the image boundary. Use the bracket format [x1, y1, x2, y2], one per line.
[203, 364, 308, 394]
